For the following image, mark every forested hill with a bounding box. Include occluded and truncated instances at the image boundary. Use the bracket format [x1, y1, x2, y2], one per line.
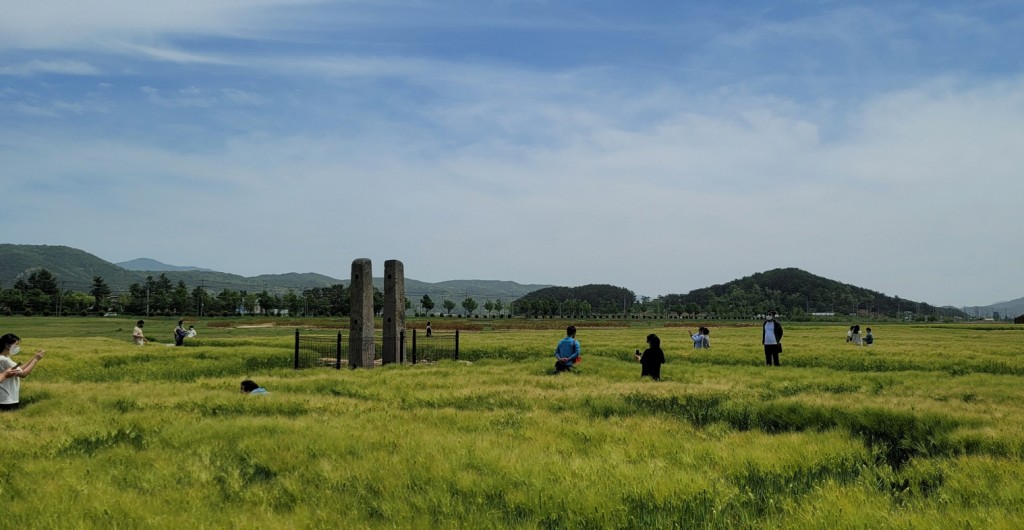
[516, 284, 637, 315]
[658, 268, 966, 319]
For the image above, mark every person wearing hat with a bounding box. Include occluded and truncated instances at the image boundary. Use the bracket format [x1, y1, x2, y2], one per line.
[762, 310, 783, 366]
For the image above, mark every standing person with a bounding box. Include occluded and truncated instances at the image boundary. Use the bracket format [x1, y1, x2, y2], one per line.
[553, 325, 580, 373]
[864, 327, 874, 346]
[690, 327, 710, 349]
[425, 321, 432, 337]
[174, 320, 187, 346]
[762, 310, 783, 366]
[634, 333, 666, 380]
[133, 320, 147, 346]
[0, 333, 45, 411]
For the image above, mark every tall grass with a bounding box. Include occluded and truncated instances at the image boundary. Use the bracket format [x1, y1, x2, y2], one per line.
[1, 317, 1023, 528]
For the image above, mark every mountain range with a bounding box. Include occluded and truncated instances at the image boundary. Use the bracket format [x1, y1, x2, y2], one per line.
[0, 244, 550, 302]
[1, 244, 1020, 316]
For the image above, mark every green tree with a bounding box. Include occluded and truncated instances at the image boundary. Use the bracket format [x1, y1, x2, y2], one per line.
[462, 297, 478, 316]
[442, 299, 456, 316]
[494, 299, 504, 317]
[420, 295, 435, 316]
[483, 300, 494, 317]
[90, 276, 112, 311]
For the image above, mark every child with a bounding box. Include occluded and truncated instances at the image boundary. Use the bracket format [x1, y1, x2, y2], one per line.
[864, 327, 874, 346]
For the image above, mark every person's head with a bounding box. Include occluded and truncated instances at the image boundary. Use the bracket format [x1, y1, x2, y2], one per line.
[766, 310, 776, 321]
[178, 320, 184, 326]
[137, 320, 145, 328]
[240, 380, 259, 393]
[853, 325, 860, 333]
[701, 327, 710, 336]
[646, 333, 661, 349]
[866, 327, 872, 333]
[0, 333, 20, 355]
[566, 325, 576, 338]
[189, 325, 195, 330]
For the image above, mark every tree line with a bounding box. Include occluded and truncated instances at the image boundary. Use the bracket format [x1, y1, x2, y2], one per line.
[0, 269, 515, 318]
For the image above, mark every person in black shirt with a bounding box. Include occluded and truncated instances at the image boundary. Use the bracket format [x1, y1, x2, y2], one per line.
[635, 333, 665, 380]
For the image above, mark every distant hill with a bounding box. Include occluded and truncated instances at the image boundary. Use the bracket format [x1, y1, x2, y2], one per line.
[963, 297, 1024, 320]
[0, 244, 143, 292]
[658, 267, 967, 319]
[117, 258, 214, 272]
[0, 244, 550, 302]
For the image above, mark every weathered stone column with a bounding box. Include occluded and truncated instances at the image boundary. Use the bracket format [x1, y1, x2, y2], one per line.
[349, 258, 375, 368]
[382, 259, 405, 364]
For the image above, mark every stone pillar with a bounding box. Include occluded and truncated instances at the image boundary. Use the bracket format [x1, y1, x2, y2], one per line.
[349, 258, 375, 368]
[382, 259, 405, 364]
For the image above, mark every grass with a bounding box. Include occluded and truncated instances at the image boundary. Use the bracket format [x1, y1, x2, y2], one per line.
[2, 316, 1024, 528]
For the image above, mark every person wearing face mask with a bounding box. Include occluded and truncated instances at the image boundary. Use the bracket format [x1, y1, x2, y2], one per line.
[762, 310, 783, 366]
[0, 333, 45, 411]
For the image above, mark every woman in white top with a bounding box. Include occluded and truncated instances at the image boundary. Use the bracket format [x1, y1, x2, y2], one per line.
[0, 333, 45, 411]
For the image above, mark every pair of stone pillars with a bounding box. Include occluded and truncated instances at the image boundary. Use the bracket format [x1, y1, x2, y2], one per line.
[349, 258, 404, 368]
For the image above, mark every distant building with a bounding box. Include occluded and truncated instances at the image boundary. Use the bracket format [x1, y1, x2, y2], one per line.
[1015, 315, 1024, 325]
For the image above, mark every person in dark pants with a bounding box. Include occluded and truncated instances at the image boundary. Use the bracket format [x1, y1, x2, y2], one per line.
[635, 333, 665, 380]
[762, 309, 783, 366]
[174, 320, 187, 346]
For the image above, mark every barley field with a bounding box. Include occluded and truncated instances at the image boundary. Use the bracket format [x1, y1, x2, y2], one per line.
[3, 317, 1023, 529]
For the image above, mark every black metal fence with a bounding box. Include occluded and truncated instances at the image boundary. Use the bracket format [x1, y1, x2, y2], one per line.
[294, 330, 343, 369]
[411, 329, 459, 363]
[293, 329, 461, 368]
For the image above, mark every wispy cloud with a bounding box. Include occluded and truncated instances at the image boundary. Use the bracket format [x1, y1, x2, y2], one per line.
[0, 59, 100, 76]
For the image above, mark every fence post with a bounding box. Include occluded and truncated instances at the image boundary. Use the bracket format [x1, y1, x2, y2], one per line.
[399, 330, 405, 364]
[294, 329, 300, 370]
[412, 329, 417, 364]
[336, 331, 343, 370]
[454, 329, 459, 361]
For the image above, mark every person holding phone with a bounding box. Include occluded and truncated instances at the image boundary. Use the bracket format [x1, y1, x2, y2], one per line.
[0, 333, 45, 411]
[634, 333, 665, 381]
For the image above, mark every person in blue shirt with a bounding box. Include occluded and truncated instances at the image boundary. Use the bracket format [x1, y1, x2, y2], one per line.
[240, 380, 268, 395]
[553, 325, 580, 372]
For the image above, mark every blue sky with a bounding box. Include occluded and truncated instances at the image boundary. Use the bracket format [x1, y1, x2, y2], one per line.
[2, 1, 1023, 307]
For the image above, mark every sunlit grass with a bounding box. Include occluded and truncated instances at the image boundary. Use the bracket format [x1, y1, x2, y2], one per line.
[1, 317, 1023, 528]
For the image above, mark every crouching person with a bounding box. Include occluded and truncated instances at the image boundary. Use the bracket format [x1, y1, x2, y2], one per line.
[554, 325, 581, 373]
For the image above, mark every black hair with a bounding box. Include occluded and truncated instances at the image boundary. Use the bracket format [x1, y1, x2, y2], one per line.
[178, 320, 184, 326]
[853, 325, 860, 334]
[137, 320, 145, 326]
[646, 333, 661, 349]
[566, 325, 577, 337]
[241, 380, 259, 393]
[700, 327, 710, 335]
[0, 333, 20, 353]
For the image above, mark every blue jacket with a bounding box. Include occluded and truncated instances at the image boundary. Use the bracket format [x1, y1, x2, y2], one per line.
[555, 337, 580, 363]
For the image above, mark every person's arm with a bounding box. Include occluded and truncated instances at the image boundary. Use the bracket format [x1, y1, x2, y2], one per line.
[776, 322, 784, 341]
[16, 350, 44, 377]
[566, 340, 580, 362]
[0, 367, 17, 382]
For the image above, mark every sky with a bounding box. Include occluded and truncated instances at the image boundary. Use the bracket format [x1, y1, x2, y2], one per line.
[1, 1, 1023, 307]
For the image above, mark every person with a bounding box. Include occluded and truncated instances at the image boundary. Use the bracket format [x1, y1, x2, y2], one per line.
[864, 327, 874, 346]
[691, 327, 711, 349]
[174, 320, 187, 346]
[850, 324, 862, 346]
[133, 320, 147, 346]
[425, 322, 432, 337]
[186, 325, 197, 339]
[846, 326, 854, 343]
[0, 333, 45, 411]
[553, 325, 580, 372]
[240, 380, 268, 395]
[762, 310, 783, 366]
[634, 333, 666, 380]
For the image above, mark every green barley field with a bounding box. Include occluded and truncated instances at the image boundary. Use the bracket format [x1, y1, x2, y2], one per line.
[3, 317, 1024, 529]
